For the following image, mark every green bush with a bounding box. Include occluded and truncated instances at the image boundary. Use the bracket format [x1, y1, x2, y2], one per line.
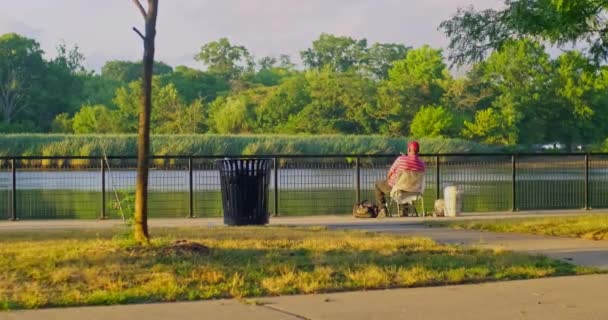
[0, 134, 502, 157]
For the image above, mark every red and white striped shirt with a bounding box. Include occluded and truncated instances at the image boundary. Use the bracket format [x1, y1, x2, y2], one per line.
[387, 155, 426, 186]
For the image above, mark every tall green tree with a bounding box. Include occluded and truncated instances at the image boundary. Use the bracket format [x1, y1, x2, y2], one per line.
[41, 42, 87, 127]
[545, 51, 608, 147]
[158, 66, 229, 103]
[0, 33, 46, 127]
[463, 39, 552, 145]
[441, 0, 608, 65]
[376, 45, 450, 135]
[208, 88, 269, 134]
[285, 68, 377, 134]
[301, 33, 368, 72]
[366, 43, 410, 79]
[113, 79, 205, 134]
[79, 72, 122, 107]
[194, 38, 254, 80]
[255, 74, 310, 132]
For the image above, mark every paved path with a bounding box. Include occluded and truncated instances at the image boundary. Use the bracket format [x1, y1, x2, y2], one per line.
[338, 224, 608, 269]
[4, 274, 608, 320]
[0, 209, 603, 230]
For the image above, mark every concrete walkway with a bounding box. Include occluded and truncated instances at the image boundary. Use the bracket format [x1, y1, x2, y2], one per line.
[4, 274, 608, 320]
[339, 224, 608, 269]
[0, 209, 603, 230]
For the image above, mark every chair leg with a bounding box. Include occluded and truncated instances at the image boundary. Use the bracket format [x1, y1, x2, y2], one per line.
[420, 196, 425, 217]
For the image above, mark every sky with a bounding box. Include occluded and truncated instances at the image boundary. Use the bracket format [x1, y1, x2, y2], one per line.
[0, 0, 504, 72]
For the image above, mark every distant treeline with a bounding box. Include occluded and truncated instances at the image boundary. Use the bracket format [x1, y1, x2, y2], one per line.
[2, 32, 608, 150]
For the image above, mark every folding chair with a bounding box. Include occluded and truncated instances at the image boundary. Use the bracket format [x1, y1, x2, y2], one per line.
[389, 171, 426, 217]
[390, 191, 425, 217]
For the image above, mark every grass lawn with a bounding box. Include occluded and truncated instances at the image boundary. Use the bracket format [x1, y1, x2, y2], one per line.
[0, 226, 598, 310]
[426, 214, 608, 240]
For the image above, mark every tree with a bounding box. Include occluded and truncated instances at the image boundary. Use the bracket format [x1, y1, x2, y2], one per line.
[255, 74, 311, 132]
[285, 68, 377, 134]
[51, 113, 74, 133]
[462, 108, 513, 145]
[71, 105, 115, 133]
[476, 39, 553, 145]
[258, 56, 278, 70]
[249, 55, 297, 87]
[410, 105, 455, 138]
[101, 60, 172, 83]
[376, 45, 450, 135]
[209, 95, 256, 134]
[113, 79, 206, 134]
[195, 38, 254, 80]
[79, 72, 122, 107]
[544, 51, 608, 147]
[301, 33, 368, 72]
[156, 99, 206, 134]
[440, 0, 608, 65]
[40, 42, 87, 127]
[366, 43, 410, 79]
[158, 66, 229, 103]
[0, 33, 46, 127]
[132, 0, 159, 244]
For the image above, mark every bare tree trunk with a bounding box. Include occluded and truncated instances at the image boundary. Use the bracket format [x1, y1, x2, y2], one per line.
[132, 0, 159, 244]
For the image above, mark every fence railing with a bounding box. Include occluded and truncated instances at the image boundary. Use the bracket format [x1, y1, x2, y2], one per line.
[1, 153, 607, 220]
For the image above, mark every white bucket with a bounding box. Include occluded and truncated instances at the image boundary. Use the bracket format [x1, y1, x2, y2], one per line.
[444, 185, 462, 217]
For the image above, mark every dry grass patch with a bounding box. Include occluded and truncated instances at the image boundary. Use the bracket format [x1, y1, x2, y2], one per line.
[0, 226, 596, 310]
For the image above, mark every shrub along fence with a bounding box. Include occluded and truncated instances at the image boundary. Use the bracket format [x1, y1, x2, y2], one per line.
[0, 153, 607, 220]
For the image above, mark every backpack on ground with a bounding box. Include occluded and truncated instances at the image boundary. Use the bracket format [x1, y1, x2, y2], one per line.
[352, 200, 379, 218]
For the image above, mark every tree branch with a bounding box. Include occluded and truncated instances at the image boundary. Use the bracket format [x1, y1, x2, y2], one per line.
[132, 27, 146, 40]
[132, 0, 147, 18]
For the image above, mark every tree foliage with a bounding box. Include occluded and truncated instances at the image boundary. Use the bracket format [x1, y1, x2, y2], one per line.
[410, 105, 455, 138]
[195, 38, 254, 80]
[101, 60, 172, 83]
[4, 31, 608, 151]
[441, 0, 608, 65]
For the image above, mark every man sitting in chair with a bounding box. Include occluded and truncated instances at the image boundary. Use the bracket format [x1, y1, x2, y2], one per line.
[375, 141, 426, 217]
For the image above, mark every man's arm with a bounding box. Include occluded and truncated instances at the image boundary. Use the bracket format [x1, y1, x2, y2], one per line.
[387, 157, 402, 180]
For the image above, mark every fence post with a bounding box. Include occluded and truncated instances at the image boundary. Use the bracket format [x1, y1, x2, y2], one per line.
[585, 153, 590, 210]
[512, 154, 517, 212]
[188, 157, 194, 218]
[273, 157, 279, 216]
[100, 158, 107, 219]
[435, 155, 440, 200]
[11, 158, 16, 221]
[355, 157, 361, 204]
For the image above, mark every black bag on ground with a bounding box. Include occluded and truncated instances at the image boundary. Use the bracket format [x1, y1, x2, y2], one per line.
[352, 200, 379, 218]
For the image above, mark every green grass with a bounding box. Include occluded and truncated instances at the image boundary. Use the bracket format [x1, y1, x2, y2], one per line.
[0, 227, 596, 310]
[0, 134, 500, 158]
[426, 214, 608, 240]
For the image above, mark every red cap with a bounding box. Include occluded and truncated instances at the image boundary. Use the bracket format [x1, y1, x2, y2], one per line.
[408, 141, 420, 154]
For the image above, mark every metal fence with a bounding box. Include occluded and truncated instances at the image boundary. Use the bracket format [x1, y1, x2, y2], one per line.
[1, 153, 608, 220]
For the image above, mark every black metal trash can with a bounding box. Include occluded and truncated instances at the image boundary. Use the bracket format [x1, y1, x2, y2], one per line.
[216, 158, 272, 226]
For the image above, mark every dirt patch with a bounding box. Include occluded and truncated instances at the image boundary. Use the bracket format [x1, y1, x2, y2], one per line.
[159, 240, 211, 256]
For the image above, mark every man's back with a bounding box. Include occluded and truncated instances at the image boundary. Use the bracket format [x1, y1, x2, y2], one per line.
[388, 155, 426, 186]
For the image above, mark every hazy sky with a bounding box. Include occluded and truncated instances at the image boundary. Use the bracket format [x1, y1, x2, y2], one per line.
[0, 0, 503, 71]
